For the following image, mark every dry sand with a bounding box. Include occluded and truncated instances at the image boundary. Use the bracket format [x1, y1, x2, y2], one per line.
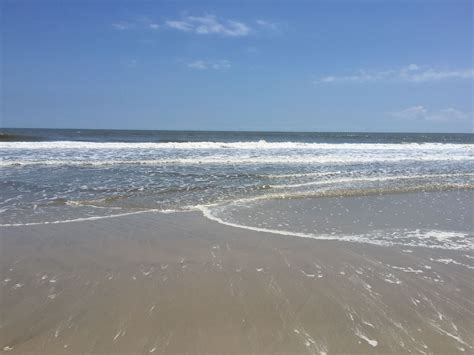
[1, 210, 473, 354]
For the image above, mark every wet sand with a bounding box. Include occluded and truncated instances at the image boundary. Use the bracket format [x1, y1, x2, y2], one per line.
[1, 207, 473, 353]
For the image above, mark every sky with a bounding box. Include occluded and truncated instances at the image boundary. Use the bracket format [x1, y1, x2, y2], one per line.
[1, 0, 473, 133]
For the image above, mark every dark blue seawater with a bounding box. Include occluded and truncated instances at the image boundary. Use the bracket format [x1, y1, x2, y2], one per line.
[1, 128, 473, 144]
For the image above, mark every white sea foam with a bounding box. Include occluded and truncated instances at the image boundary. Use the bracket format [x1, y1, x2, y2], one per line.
[2, 155, 473, 167]
[2, 141, 472, 167]
[198, 204, 473, 250]
[1, 141, 472, 150]
[355, 328, 378, 347]
[0, 209, 181, 227]
[271, 173, 474, 189]
[429, 258, 474, 270]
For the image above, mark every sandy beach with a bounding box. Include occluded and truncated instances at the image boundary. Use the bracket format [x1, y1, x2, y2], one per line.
[1, 193, 473, 354]
[3, 0, 473, 351]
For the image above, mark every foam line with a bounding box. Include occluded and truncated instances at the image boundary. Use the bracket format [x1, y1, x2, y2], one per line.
[2, 155, 473, 167]
[196, 205, 473, 251]
[0, 209, 181, 227]
[1, 141, 472, 150]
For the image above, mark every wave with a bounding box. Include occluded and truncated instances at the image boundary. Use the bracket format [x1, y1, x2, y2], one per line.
[1, 140, 473, 150]
[270, 173, 474, 189]
[2, 155, 473, 167]
[190, 184, 473, 211]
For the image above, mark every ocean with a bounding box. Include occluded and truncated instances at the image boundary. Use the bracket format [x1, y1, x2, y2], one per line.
[1, 128, 473, 250]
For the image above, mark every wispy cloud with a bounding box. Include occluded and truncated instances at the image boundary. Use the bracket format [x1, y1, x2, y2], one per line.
[112, 21, 132, 30]
[316, 65, 474, 84]
[113, 18, 155, 31]
[165, 15, 251, 37]
[186, 59, 231, 70]
[255, 19, 279, 31]
[166, 20, 193, 32]
[391, 106, 469, 122]
[112, 15, 282, 37]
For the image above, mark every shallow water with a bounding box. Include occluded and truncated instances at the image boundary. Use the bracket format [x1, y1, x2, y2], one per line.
[203, 190, 473, 250]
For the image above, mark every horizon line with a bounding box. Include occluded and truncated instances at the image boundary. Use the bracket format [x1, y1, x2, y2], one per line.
[1, 127, 472, 135]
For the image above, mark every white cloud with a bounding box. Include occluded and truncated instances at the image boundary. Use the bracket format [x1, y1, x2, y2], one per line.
[405, 64, 419, 71]
[391, 106, 469, 122]
[113, 18, 153, 30]
[187, 59, 231, 70]
[316, 65, 474, 84]
[166, 20, 193, 32]
[112, 21, 132, 30]
[391, 106, 428, 120]
[114, 14, 283, 37]
[187, 60, 207, 70]
[404, 68, 474, 83]
[165, 15, 251, 37]
[255, 19, 278, 31]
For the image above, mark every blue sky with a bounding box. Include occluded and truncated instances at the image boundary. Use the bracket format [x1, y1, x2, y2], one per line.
[2, 0, 473, 132]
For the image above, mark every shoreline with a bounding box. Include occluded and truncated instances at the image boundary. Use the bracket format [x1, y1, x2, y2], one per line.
[3, 189, 471, 252]
[1, 195, 473, 353]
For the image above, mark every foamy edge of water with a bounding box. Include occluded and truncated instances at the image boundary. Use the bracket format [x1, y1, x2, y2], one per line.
[197, 205, 473, 251]
[1, 203, 471, 251]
